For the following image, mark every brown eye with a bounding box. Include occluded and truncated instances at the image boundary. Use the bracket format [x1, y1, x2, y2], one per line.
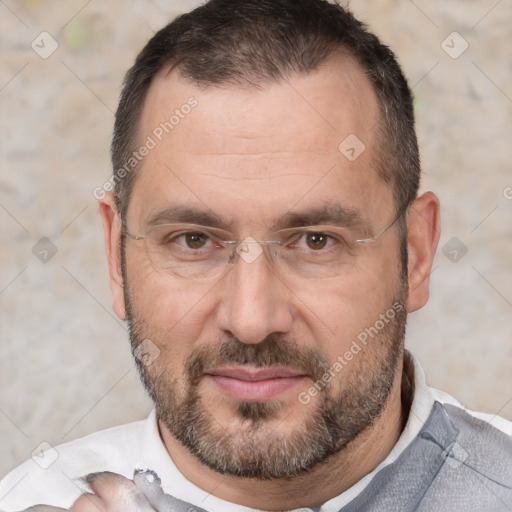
[184, 233, 209, 249]
[305, 233, 328, 250]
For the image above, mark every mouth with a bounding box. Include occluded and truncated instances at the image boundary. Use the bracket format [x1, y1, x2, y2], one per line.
[204, 366, 308, 401]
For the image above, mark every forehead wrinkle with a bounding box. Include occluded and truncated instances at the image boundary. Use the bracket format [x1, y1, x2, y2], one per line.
[199, 171, 319, 182]
[178, 140, 335, 157]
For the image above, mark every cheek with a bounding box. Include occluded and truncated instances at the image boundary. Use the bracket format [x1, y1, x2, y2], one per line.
[125, 251, 218, 355]
[293, 252, 400, 360]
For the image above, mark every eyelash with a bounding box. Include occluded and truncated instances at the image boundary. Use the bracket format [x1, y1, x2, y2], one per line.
[164, 230, 346, 252]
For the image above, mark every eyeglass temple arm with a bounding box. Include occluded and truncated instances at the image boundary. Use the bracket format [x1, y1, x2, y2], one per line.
[355, 202, 409, 244]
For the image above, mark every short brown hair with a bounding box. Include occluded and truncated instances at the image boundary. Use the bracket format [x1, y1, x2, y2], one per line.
[111, 0, 420, 219]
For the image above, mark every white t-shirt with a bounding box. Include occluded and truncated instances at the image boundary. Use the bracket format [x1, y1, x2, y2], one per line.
[1, 351, 511, 512]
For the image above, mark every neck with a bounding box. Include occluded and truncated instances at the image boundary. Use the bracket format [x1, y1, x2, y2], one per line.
[159, 358, 408, 510]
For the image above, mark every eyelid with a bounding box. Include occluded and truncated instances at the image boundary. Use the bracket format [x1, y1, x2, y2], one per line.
[273, 225, 356, 239]
[150, 224, 233, 239]
[149, 224, 357, 244]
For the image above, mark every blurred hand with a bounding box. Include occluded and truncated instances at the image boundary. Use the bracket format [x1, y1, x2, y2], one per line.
[70, 471, 158, 512]
[16, 470, 206, 512]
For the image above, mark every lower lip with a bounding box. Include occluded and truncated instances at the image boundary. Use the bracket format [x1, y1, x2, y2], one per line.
[207, 375, 306, 401]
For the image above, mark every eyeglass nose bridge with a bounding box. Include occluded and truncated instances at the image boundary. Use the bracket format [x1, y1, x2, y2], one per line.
[225, 238, 281, 266]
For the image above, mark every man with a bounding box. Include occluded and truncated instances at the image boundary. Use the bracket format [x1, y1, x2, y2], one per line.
[1, 0, 511, 510]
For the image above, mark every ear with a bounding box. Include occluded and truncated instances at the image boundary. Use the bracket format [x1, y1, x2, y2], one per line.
[98, 192, 126, 321]
[405, 191, 441, 313]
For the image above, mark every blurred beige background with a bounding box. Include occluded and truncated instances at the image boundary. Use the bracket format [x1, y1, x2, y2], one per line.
[1, 0, 511, 478]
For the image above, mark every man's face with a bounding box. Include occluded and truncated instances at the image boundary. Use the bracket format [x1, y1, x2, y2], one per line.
[121, 57, 408, 479]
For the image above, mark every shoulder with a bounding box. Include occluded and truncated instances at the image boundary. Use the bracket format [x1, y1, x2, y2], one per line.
[428, 388, 512, 478]
[441, 400, 512, 471]
[431, 386, 512, 436]
[0, 415, 150, 511]
[417, 401, 512, 509]
[402, 356, 512, 508]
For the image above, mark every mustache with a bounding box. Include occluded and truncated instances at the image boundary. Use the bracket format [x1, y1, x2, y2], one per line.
[184, 335, 331, 384]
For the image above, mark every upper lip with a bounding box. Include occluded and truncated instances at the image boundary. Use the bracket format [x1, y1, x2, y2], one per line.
[206, 366, 307, 381]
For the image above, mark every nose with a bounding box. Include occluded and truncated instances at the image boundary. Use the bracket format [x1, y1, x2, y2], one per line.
[216, 244, 294, 344]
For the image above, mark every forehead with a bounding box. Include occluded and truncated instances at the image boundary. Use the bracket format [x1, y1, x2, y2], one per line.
[130, 55, 388, 227]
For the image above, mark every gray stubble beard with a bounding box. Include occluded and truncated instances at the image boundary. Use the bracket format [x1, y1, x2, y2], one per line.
[126, 290, 407, 480]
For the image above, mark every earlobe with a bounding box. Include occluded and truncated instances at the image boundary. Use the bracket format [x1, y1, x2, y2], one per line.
[98, 192, 127, 321]
[405, 191, 441, 313]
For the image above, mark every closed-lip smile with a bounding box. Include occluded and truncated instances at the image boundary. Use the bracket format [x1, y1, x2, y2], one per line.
[205, 366, 308, 401]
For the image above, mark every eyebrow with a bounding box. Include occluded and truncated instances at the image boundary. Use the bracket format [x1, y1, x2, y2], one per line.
[145, 202, 372, 235]
[145, 205, 231, 230]
[273, 203, 372, 234]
